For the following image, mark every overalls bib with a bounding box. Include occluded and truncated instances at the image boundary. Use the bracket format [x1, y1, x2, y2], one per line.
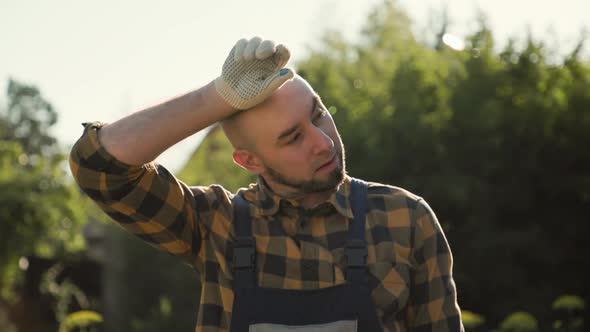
[229, 179, 382, 331]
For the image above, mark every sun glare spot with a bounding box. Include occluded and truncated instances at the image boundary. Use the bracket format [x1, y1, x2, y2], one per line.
[19, 256, 29, 271]
[442, 33, 466, 51]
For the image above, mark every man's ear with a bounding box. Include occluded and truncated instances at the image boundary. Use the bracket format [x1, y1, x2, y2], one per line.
[233, 149, 264, 174]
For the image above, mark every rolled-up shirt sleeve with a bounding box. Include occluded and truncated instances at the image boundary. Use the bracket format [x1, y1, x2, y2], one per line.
[407, 199, 464, 332]
[69, 121, 228, 267]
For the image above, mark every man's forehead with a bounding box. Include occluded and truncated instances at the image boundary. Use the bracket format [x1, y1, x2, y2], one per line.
[228, 77, 318, 145]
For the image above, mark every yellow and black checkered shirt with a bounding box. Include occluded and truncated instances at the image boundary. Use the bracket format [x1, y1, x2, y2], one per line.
[70, 122, 464, 332]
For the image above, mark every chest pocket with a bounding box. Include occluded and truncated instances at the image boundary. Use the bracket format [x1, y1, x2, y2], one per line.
[250, 320, 357, 332]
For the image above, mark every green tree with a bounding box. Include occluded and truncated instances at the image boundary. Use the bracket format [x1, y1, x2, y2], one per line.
[0, 79, 88, 300]
[1, 79, 58, 156]
[297, 0, 590, 329]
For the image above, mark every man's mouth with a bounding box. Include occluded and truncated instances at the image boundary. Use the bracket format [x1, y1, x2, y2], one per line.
[316, 154, 337, 172]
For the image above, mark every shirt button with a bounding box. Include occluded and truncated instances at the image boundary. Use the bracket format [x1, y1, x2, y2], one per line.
[299, 216, 308, 228]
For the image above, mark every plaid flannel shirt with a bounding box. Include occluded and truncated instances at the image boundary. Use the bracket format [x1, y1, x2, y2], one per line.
[69, 122, 463, 332]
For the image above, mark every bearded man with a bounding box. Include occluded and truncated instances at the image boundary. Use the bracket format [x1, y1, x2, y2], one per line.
[70, 37, 464, 332]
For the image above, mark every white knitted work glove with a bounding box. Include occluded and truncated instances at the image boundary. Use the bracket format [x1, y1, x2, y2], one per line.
[214, 37, 295, 110]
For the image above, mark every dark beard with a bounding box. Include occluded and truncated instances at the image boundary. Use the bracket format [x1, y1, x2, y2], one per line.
[265, 150, 346, 194]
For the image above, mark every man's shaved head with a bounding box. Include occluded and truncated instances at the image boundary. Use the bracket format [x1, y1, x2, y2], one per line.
[220, 111, 253, 150]
[220, 74, 314, 152]
[220, 74, 346, 198]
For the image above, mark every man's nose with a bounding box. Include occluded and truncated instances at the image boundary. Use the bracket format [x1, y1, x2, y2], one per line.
[311, 127, 334, 155]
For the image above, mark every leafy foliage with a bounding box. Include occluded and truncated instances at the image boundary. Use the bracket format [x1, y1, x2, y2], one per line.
[462, 310, 485, 330]
[1, 80, 58, 156]
[553, 295, 586, 311]
[552, 294, 585, 332]
[0, 79, 87, 300]
[499, 312, 539, 332]
[296, 0, 590, 329]
[58, 310, 103, 332]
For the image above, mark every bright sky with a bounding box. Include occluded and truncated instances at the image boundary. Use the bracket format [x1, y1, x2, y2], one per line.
[2, 0, 588, 173]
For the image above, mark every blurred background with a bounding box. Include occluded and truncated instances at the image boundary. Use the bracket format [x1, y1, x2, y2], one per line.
[1, 0, 589, 331]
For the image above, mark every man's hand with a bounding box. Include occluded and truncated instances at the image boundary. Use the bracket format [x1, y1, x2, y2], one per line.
[214, 37, 295, 110]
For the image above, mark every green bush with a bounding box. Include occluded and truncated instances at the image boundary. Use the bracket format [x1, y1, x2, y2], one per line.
[499, 312, 538, 332]
[58, 310, 103, 332]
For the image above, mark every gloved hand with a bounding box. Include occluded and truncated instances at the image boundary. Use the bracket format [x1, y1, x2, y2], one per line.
[214, 37, 294, 110]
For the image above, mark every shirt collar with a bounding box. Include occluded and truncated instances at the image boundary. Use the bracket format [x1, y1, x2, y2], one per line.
[248, 175, 355, 219]
[327, 176, 354, 219]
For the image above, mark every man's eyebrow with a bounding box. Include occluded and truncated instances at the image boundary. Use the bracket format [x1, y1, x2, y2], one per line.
[276, 96, 320, 141]
[310, 95, 320, 115]
[277, 124, 299, 141]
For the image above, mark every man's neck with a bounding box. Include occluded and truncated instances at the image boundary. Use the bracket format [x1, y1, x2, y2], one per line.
[300, 191, 333, 209]
[260, 177, 335, 209]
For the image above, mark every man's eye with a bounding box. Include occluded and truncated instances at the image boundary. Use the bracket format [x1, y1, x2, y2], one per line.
[288, 133, 301, 144]
[313, 110, 326, 124]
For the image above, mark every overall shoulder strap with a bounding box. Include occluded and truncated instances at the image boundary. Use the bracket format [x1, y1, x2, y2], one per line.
[346, 178, 369, 284]
[232, 194, 256, 289]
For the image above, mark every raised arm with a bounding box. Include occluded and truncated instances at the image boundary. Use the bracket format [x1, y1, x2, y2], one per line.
[99, 82, 233, 166]
[69, 37, 294, 265]
[99, 37, 294, 165]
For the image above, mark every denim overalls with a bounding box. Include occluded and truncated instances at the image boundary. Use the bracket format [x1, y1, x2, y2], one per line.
[229, 179, 382, 331]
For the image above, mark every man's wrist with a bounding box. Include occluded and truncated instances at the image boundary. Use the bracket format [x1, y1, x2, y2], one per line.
[204, 80, 237, 118]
